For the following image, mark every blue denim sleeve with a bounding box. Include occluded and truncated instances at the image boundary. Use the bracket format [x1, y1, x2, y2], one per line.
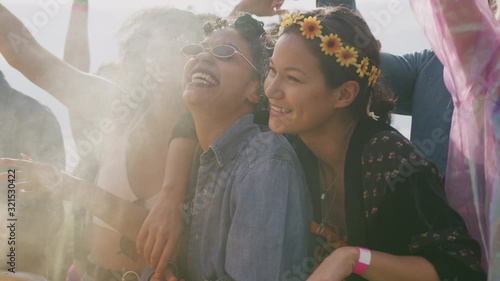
[224, 158, 311, 281]
[380, 52, 419, 115]
[380, 50, 441, 116]
[316, 0, 356, 11]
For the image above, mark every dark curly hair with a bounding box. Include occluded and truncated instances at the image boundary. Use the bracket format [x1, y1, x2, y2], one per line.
[118, 7, 203, 64]
[201, 13, 271, 125]
[270, 7, 395, 123]
[115, 7, 203, 96]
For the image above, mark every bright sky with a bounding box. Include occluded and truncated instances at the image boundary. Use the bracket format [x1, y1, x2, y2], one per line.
[0, 0, 429, 168]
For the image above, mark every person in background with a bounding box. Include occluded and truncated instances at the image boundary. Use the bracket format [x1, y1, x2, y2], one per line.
[0, 2, 203, 280]
[62, 1, 99, 280]
[317, 0, 356, 10]
[0, 70, 65, 277]
[230, 0, 285, 16]
[379, 51, 452, 178]
[410, 0, 500, 276]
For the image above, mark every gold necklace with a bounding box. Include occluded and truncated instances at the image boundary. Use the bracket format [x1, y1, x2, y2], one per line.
[319, 164, 340, 200]
[318, 162, 341, 226]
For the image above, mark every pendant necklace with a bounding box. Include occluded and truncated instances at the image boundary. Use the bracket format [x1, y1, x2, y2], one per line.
[319, 162, 340, 200]
[319, 162, 341, 226]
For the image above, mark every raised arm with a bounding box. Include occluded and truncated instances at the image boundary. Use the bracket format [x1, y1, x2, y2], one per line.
[379, 52, 419, 115]
[230, 0, 285, 16]
[136, 137, 197, 278]
[64, 0, 90, 72]
[0, 3, 118, 121]
[137, 113, 198, 279]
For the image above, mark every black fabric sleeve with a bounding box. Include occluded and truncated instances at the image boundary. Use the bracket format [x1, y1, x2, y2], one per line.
[361, 131, 485, 280]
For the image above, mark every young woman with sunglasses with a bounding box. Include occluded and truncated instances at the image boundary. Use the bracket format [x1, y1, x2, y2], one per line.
[138, 14, 311, 281]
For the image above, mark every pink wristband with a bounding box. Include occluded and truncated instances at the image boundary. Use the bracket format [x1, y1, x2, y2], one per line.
[72, 3, 88, 12]
[352, 247, 371, 275]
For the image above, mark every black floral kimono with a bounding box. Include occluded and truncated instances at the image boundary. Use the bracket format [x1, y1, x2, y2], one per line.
[295, 117, 486, 281]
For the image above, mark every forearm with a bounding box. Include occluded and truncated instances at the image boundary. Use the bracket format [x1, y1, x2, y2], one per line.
[229, 4, 244, 16]
[64, 0, 90, 72]
[160, 137, 197, 204]
[229, 0, 278, 17]
[361, 249, 440, 281]
[0, 3, 57, 80]
[0, 3, 115, 120]
[379, 52, 416, 115]
[324, 247, 440, 281]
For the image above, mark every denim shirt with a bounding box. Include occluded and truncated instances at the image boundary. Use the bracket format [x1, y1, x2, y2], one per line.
[186, 114, 311, 281]
[380, 50, 453, 177]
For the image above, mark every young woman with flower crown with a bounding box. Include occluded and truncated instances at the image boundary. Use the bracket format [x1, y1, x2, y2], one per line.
[265, 7, 486, 281]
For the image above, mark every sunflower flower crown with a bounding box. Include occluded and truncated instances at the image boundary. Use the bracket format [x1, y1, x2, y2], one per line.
[280, 13, 381, 120]
[279, 13, 381, 89]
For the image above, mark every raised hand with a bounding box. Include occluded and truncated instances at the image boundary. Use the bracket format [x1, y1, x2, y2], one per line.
[231, 0, 286, 16]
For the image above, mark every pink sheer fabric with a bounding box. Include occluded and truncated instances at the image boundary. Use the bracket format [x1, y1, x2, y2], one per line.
[410, 0, 500, 276]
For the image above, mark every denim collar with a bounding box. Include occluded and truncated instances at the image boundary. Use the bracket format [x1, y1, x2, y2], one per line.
[207, 113, 259, 167]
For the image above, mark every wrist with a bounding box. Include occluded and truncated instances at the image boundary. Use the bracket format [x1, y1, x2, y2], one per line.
[161, 182, 187, 202]
[346, 246, 359, 268]
[352, 246, 371, 276]
[73, 0, 88, 12]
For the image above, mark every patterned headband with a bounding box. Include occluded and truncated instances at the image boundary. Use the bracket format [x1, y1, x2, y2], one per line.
[280, 13, 381, 88]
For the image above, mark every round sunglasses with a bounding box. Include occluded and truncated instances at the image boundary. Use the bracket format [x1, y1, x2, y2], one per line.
[181, 44, 259, 73]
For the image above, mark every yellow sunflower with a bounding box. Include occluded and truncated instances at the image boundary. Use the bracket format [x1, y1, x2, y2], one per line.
[368, 66, 381, 87]
[320, 34, 343, 56]
[336, 46, 359, 67]
[280, 14, 294, 30]
[356, 57, 370, 78]
[291, 13, 305, 23]
[300, 16, 323, 39]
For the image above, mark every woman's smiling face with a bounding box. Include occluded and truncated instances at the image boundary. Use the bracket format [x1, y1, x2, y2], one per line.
[183, 28, 260, 118]
[265, 33, 340, 135]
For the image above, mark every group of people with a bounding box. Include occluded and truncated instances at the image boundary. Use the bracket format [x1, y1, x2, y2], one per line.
[0, 0, 498, 281]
